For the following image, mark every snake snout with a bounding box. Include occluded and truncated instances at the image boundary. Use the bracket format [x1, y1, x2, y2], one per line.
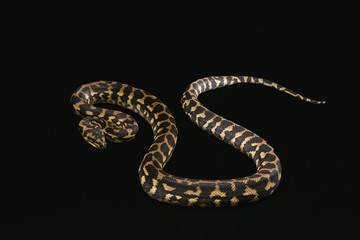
[86, 136, 107, 149]
[93, 138, 107, 149]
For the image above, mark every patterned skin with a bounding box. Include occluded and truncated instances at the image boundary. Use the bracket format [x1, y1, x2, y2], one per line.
[70, 76, 325, 207]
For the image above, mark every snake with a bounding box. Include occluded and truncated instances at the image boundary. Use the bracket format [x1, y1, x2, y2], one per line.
[70, 76, 325, 207]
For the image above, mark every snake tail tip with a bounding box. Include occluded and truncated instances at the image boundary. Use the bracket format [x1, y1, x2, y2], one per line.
[310, 99, 326, 104]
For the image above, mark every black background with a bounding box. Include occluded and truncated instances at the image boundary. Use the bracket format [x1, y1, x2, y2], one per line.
[1, 0, 357, 237]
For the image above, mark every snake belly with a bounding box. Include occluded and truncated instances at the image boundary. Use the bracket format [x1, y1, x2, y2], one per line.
[71, 76, 325, 207]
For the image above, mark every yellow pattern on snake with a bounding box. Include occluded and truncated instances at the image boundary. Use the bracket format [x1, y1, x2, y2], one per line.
[70, 76, 325, 207]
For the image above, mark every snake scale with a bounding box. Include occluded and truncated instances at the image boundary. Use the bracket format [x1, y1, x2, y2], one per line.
[70, 76, 325, 207]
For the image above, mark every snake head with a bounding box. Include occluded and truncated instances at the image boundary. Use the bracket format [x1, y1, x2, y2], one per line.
[78, 116, 107, 149]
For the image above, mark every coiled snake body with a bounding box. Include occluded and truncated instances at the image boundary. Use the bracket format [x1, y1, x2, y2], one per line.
[71, 76, 325, 207]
